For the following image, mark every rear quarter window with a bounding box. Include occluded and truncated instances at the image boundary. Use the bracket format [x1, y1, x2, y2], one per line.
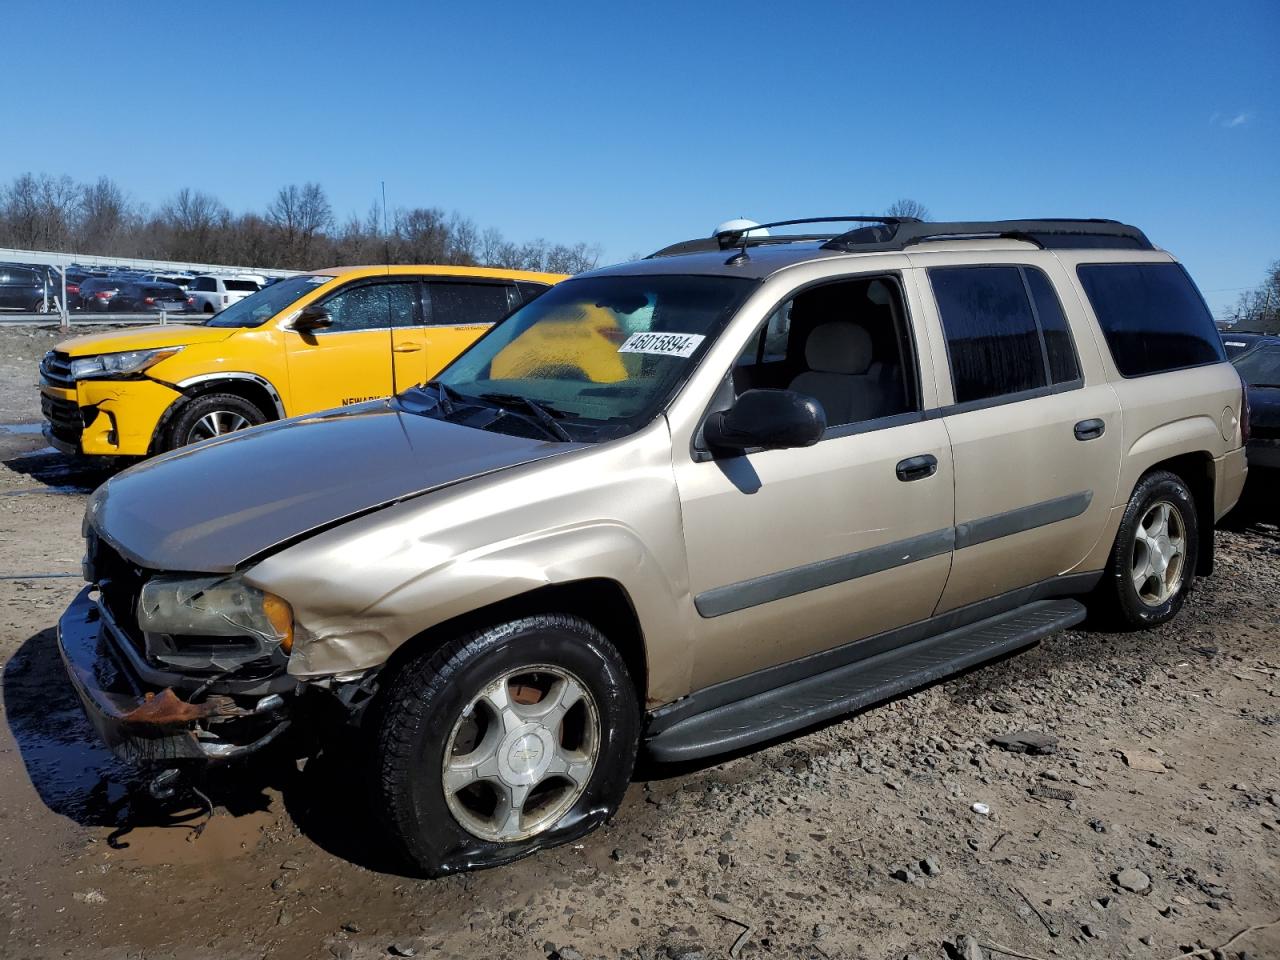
[1077, 262, 1225, 377]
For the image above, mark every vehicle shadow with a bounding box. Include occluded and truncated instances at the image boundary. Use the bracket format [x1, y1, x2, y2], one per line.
[0, 441, 120, 493]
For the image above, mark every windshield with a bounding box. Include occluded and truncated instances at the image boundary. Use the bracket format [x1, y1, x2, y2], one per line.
[420, 274, 755, 440]
[1233, 341, 1280, 387]
[205, 274, 335, 327]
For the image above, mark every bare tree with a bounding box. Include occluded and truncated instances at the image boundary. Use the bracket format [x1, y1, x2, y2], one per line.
[78, 177, 132, 253]
[0, 170, 602, 274]
[0, 173, 80, 249]
[160, 188, 230, 262]
[267, 182, 334, 267]
[885, 198, 931, 221]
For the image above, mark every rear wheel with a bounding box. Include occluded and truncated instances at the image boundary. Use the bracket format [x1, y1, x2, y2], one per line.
[30, 298, 50, 314]
[203, 303, 215, 314]
[371, 614, 638, 876]
[162, 393, 265, 451]
[1096, 470, 1198, 629]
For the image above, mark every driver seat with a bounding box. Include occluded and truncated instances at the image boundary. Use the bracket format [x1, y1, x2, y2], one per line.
[789, 322, 884, 426]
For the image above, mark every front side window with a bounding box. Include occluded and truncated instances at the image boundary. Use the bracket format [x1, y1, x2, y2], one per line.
[931, 266, 1047, 403]
[206, 274, 335, 328]
[428, 281, 517, 326]
[427, 274, 754, 437]
[1077, 262, 1225, 377]
[733, 276, 918, 428]
[318, 281, 417, 333]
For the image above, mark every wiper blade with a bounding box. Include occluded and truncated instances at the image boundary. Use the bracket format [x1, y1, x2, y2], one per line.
[476, 392, 574, 442]
[424, 380, 466, 416]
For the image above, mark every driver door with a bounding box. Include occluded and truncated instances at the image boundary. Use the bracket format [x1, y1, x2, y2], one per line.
[673, 272, 956, 692]
[284, 280, 420, 413]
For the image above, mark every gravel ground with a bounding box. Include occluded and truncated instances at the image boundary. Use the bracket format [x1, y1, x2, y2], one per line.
[0, 326, 1276, 960]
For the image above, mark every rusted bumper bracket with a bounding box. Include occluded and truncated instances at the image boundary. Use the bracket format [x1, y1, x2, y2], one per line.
[57, 586, 290, 763]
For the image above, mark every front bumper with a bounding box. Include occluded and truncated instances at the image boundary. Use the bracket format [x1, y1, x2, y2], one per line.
[57, 586, 292, 763]
[40, 378, 182, 456]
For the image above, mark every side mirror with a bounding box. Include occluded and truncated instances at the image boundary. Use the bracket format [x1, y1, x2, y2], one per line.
[703, 388, 827, 452]
[292, 304, 332, 332]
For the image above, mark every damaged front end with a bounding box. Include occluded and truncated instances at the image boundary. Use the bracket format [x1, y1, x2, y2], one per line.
[57, 534, 360, 764]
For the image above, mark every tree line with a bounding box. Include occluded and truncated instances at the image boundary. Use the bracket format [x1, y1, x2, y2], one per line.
[0, 172, 603, 275]
[1226, 259, 1280, 333]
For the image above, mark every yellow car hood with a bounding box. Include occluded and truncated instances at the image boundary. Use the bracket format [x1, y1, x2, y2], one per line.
[56, 324, 237, 356]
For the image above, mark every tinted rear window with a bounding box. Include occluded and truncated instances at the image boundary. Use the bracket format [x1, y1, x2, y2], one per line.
[1077, 263, 1225, 377]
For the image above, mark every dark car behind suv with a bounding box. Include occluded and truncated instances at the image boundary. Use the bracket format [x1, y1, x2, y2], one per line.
[111, 282, 195, 313]
[78, 277, 127, 311]
[1232, 336, 1280, 471]
[0, 263, 55, 312]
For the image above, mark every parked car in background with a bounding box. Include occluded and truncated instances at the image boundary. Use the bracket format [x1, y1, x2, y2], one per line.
[39, 264, 565, 456]
[110, 282, 196, 314]
[139, 273, 194, 290]
[0, 263, 55, 312]
[1231, 335, 1280, 471]
[188, 275, 261, 313]
[77, 277, 126, 312]
[1222, 332, 1265, 359]
[54, 217, 1247, 877]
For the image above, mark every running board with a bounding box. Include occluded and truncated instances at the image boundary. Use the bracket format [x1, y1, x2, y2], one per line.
[644, 598, 1086, 763]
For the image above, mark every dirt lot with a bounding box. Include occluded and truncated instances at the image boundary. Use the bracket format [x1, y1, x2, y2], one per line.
[1, 326, 1277, 960]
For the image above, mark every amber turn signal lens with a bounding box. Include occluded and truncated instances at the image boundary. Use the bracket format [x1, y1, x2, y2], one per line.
[262, 593, 294, 654]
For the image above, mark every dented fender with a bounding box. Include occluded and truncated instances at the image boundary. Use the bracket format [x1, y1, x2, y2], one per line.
[245, 420, 699, 705]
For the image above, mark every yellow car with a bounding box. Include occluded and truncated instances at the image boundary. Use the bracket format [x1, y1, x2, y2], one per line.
[39, 265, 566, 456]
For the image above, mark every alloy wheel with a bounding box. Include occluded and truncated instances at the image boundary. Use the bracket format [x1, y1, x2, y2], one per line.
[1130, 500, 1186, 606]
[187, 410, 251, 443]
[442, 664, 600, 842]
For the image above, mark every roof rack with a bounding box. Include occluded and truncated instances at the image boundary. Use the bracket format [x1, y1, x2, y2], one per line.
[821, 218, 1152, 252]
[647, 216, 916, 259]
[647, 217, 1152, 259]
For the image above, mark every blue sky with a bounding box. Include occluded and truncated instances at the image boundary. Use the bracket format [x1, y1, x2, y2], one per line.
[3, 0, 1276, 317]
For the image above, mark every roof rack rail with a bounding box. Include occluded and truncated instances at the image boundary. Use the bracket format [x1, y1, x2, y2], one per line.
[820, 218, 1152, 252]
[647, 215, 917, 259]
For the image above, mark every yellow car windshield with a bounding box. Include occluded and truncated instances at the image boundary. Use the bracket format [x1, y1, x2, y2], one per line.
[205, 275, 335, 327]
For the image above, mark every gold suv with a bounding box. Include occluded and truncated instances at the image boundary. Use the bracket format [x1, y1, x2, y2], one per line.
[57, 218, 1247, 875]
[39, 265, 565, 456]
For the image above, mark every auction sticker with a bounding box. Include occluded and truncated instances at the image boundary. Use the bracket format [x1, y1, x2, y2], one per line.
[618, 332, 705, 358]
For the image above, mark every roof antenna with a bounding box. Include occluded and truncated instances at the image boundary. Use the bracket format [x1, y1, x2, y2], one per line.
[725, 235, 750, 265]
[382, 179, 398, 402]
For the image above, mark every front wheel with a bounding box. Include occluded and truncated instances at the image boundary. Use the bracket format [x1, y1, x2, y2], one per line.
[1096, 470, 1199, 629]
[371, 614, 639, 876]
[162, 393, 265, 451]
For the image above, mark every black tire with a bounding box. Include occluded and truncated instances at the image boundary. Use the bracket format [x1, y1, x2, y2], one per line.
[203, 303, 215, 314]
[162, 392, 265, 451]
[371, 614, 639, 877]
[30, 298, 49, 314]
[1095, 470, 1199, 629]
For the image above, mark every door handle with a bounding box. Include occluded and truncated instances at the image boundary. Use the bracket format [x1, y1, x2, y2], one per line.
[1074, 418, 1105, 441]
[896, 454, 938, 482]
[392, 342, 422, 353]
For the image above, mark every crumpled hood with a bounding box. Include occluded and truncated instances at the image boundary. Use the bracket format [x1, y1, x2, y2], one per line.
[89, 402, 585, 573]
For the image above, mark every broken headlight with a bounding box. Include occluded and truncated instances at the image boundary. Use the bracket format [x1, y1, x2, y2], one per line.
[137, 574, 293, 654]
